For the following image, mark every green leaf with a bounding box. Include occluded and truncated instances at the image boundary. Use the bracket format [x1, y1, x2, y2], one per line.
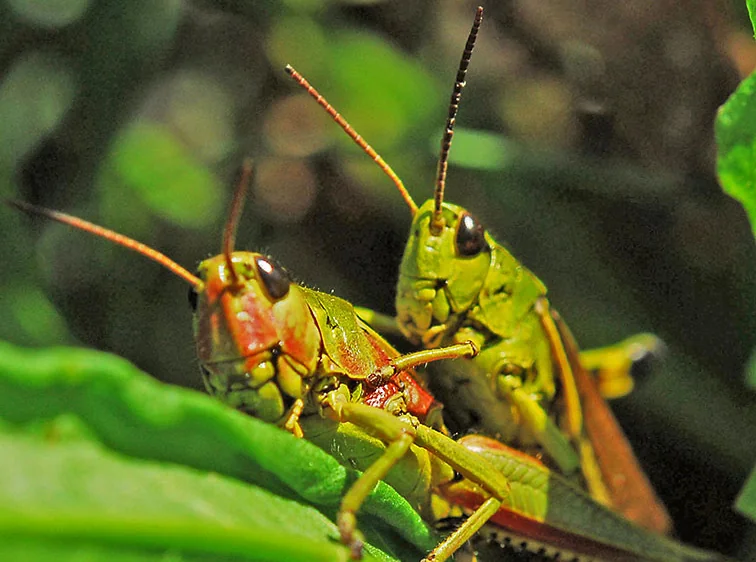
[715, 71, 756, 239]
[0, 341, 436, 561]
[748, 0, 756, 36]
[0, 426, 367, 561]
[735, 465, 756, 524]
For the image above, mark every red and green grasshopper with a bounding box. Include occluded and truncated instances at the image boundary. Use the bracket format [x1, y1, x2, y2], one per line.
[9, 160, 731, 561]
[287, 5, 673, 536]
[9, 172, 500, 562]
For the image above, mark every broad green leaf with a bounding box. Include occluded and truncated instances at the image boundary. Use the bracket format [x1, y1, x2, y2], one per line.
[0, 427, 372, 562]
[748, 0, 756, 36]
[268, 21, 441, 151]
[715, 71, 756, 239]
[0, 341, 436, 559]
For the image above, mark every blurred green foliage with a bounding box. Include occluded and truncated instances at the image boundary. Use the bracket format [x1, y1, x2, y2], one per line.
[100, 122, 225, 227]
[0, 0, 754, 560]
[737, 467, 756, 525]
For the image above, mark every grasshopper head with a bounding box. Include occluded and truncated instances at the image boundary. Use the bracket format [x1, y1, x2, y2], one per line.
[191, 251, 320, 423]
[396, 199, 493, 345]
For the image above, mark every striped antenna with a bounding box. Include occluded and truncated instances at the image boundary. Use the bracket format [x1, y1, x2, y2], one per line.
[7, 199, 204, 289]
[222, 158, 254, 287]
[432, 6, 483, 233]
[285, 65, 418, 216]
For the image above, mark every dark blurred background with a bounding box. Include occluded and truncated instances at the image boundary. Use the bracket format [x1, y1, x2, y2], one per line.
[0, 0, 754, 558]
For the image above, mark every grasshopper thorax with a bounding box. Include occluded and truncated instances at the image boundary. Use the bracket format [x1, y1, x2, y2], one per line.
[191, 251, 321, 423]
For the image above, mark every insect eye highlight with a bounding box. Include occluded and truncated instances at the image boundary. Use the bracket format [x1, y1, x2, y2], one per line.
[255, 256, 291, 301]
[455, 212, 488, 257]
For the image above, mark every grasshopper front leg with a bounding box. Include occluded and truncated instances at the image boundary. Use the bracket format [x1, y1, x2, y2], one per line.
[323, 388, 510, 562]
[368, 341, 478, 387]
[356, 307, 664, 401]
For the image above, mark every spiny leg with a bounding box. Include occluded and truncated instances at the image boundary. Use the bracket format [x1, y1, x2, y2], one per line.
[328, 398, 510, 562]
[368, 341, 478, 387]
[325, 395, 417, 559]
[424, 496, 501, 562]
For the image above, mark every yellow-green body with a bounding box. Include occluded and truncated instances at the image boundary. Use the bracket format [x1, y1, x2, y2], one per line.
[394, 199, 673, 534]
[396, 201, 577, 471]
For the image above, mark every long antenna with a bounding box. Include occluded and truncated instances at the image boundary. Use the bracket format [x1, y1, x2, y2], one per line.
[7, 199, 204, 289]
[222, 158, 253, 287]
[285, 65, 418, 215]
[432, 6, 483, 233]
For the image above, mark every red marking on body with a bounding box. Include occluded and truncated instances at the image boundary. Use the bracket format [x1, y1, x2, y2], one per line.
[338, 340, 371, 377]
[364, 381, 402, 410]
[196, 268, 280, 365]
[272, 296, 320, 371]
[225, 283, 280, 356]
[361, 324, 442, 421]
[396, 371, 439, 421]
[364, 332, 393, 365]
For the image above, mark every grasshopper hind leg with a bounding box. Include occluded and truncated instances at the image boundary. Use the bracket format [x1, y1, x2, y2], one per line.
[580, 334, 666, 400]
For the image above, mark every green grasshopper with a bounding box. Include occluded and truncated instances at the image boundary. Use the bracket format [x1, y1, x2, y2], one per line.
[9, 161, 731, 562]
[287, 5, 672, 535]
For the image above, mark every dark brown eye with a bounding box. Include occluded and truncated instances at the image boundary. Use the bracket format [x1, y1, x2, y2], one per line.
[255, 256, 290, 300]
[455, 212, 488, 257]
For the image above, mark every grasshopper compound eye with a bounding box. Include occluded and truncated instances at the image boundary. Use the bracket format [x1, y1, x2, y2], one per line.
[455, 212, 489, 257]
[255, 256, 291, 301]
